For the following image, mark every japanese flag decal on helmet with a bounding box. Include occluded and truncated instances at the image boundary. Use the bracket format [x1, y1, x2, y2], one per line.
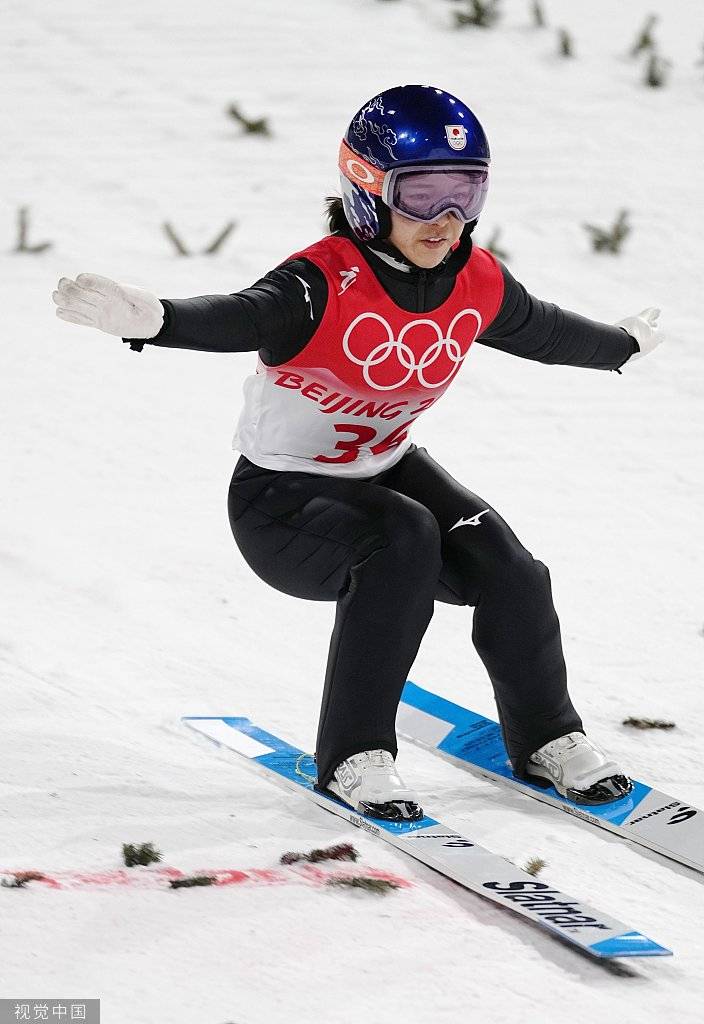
[445, 125, 467, 150]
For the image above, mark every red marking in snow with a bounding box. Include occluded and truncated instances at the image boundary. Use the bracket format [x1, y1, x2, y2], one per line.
[1, 866, 412, 891]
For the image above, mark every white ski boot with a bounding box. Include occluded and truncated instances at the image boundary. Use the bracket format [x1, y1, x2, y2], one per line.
[326, 749, 424, 821]
[526, 731, 633, 805]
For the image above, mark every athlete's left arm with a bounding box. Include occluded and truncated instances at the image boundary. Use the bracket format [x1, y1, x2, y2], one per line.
[476, 260, 638, 372]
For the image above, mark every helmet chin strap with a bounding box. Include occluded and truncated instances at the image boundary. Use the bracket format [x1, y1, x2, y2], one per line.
[373, 197, 392, 240]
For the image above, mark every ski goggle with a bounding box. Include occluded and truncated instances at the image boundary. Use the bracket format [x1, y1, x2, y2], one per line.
[339, 139, 490, 223]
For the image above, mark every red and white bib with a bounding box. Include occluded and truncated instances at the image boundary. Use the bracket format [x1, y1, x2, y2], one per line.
[232, 235, 504, 477]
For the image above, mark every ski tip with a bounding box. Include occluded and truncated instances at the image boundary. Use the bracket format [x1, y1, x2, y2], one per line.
[588, 931, 673, 958]
[182, 715, 252, 726]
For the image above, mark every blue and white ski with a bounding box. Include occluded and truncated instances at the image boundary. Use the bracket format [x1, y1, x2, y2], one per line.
[182, 714, 671, 961]
[397, 680, 703, 875]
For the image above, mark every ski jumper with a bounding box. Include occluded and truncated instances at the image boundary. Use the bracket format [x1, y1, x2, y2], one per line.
[228, 236, 583, 790]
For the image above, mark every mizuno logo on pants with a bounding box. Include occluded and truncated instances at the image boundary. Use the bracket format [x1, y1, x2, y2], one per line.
[449, 510, 491, 532]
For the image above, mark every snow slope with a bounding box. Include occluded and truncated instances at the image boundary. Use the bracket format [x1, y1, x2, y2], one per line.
[1, 0, 703, 1021]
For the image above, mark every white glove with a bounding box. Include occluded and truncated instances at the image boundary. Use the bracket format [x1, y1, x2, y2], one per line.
[615, 307, 663, 364]
[52, 273, 164, 339]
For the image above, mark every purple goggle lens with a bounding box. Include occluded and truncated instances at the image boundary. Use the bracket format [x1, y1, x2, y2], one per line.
[385, 166, 490, 223]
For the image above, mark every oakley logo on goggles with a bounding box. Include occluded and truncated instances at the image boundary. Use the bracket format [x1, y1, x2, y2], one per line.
[339, 139, 489, 224]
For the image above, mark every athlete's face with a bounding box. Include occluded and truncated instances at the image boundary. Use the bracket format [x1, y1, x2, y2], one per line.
[388, 210, 463, 269]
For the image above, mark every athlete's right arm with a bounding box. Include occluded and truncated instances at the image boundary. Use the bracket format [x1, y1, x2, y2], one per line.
[52, 260, 328, 365]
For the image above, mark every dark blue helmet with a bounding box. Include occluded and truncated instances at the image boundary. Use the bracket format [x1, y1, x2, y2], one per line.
[339, 84, 491, 241]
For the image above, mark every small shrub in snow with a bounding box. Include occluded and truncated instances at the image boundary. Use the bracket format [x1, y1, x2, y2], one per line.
[523, 857, 547, 877]
[484, 227, 509, 261]
[644, 52, 671, 88]
[531, 2, 546, 29]
[163, 222, 189, 256]
[169, 875, 215, 889]
[630, 15, 658, 58]
[557, 28, 573, 58]
[122, 842, 162, 867]
[13, 207, 52, 254]
[1, 871, 46, 888]
[280, 842, 359, 865]
[327, 876, 400, 894]
[162, 221, 236, 257]
[623, 717, 676, 731]
[454, 1, 501, 29]
[583, 209, 630, 254]
[226, 103, 271, 136]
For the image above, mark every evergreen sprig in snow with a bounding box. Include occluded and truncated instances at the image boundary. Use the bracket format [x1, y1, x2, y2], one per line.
[523, 857, 547, 877]
[122, 842, 162, 867]
[326, 876, 400, 895]
[169, 875, 215, 889]
[623, 716, 676, 731]
[279, 842, 359, 865]
[1, 871, 46, 889]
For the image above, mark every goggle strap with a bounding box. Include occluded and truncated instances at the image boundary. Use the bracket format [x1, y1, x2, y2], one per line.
[338, 140, 385, 196]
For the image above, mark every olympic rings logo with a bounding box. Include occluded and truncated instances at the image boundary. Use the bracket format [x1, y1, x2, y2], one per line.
[341, 309, 482, 391]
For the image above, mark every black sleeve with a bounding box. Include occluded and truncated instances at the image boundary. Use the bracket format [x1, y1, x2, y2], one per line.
[122, 258, 328, 366]
[476, 260, 638, 371]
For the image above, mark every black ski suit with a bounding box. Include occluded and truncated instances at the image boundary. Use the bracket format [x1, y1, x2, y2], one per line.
[125, 226, 637, 791]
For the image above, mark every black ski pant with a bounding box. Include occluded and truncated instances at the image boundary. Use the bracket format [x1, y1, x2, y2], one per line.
[227, 444, 582, 792]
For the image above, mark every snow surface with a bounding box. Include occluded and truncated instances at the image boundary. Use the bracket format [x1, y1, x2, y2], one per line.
[2, 0, 703, 1020]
